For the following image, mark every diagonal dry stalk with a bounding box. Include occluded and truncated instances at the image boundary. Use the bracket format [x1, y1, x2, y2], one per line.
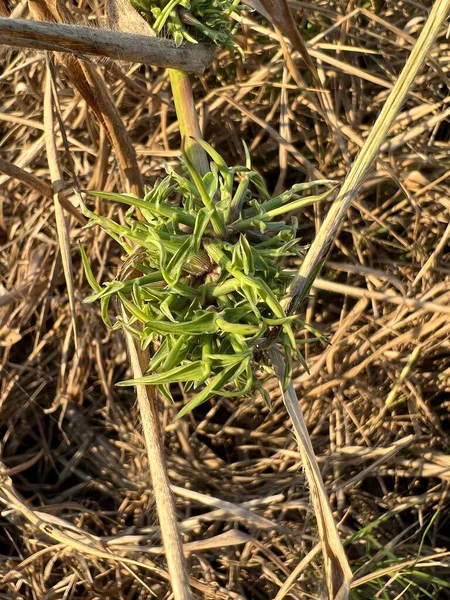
[285, 0, 450, 316]
[254, 0, 349, 162]
[270, 348, 352, 600]
[124, 319, 193, 600]
[268, 2, 450, 599]
[43, 55, 78, 349]
[106, 3, 193, 599]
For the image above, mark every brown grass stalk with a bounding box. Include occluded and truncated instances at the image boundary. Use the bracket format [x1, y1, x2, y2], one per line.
[270, 348, 352, 600]
[124, 324, 193, 600]
[285, 0, 450, 315]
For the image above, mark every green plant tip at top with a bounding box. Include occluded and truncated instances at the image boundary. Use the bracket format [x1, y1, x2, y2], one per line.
[81, 142, 333, 416]
[129, 0, 247, 51]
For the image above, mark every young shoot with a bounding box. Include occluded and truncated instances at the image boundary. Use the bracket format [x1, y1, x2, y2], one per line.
[129, 0, 247, 52]
[81, 145, 333, 416]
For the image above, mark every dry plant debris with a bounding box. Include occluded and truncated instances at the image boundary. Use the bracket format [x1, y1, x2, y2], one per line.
[1, 1, 450, 599]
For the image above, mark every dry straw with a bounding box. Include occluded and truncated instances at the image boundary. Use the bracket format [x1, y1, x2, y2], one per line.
[273, 1, 450, 598]
[1, 1, 449, 600]
[285, 0, 450, 317]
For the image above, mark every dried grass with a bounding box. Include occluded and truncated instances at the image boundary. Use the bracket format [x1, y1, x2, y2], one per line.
[1, 1, 450, 599]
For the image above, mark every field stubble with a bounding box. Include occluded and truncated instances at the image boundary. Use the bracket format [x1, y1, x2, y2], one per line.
[1, 1, 450, 598]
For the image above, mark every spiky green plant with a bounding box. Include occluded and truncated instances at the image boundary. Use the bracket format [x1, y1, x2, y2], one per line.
[81, 145, 333, 416]
[129, 0, 246, 50]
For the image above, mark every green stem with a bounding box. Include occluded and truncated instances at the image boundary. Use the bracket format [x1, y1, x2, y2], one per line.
[169, 68, 227, 236]
[169, 68, 209, 176]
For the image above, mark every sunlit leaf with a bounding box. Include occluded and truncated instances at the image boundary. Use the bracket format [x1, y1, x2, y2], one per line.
[119, 360, 209, 386]
[177, 362, 242, 417]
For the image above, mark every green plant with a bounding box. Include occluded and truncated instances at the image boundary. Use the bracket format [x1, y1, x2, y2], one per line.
[81, 146, 333, 416]
[80, 2, 350, 598]
[129, 0, 246, 51]
[79, 0, 336, 417]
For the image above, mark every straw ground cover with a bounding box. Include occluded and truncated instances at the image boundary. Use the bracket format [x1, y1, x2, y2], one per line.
[1, 1, 450, 599]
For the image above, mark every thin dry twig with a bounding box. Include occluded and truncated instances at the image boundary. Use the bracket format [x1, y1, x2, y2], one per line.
[43, 55, 78, 349]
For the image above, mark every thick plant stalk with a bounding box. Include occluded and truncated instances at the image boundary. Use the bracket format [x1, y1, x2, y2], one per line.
[124, 321, 193, 600]
[169, 69, 209, 176]
[87, 2, 194, 597]
[43, 59, 78, 349]
[0, 17, 212, 73]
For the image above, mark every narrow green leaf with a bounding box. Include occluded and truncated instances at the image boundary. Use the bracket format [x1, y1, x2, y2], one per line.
[119, 361, 209, 386]
[80, 200, 134, 252]
[100, 295, 112, 328]
[177, 362, 242, 417]
[162, 237, 192, 286]
[182, 152, 226, 236]
[119, 293, 149, 324]
[238, 235, 254, 275]
[219, 362, 253, 397]
[265, 188, 336, 219]
[146, 311, 218, 335]
[204, 241, 258, 289]
[159, 296, 176, 322]
[254, 277, 285, 318]
[79, 244, 101, 293]
[192, 207, 214, 252]
[206, 351, 251, 367]
[260, 180, 335, 213]
[204, 167, 219, 198]
[230, 174, 250, 214]
[148, 338, 170, 372]
[195, 139, 234, 192]
[242, 139, 252, 169]
[162, 335, 188, 371]
[182, 152, 215, 210]
[90, 190, 195, 228]
[216, 318, 260, 335]
[157, 383, 175, 405]
[262, 315, 297, 325]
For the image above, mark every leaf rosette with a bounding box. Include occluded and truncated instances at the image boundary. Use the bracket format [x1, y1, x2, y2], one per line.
[81, 143, 333, 415]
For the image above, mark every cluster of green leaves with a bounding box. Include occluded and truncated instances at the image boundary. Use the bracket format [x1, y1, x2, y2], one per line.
[129, 0, 247, 50]
[81, 142, 333, 416]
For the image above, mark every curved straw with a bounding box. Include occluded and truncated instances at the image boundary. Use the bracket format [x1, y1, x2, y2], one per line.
[274, 3, 450, 598]
[270, 348, 352, 599]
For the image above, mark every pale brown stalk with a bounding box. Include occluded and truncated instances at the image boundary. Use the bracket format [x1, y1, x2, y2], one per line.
[285, 0, 450, 315]
[270, 348, 352, 600]
[43, 56, 78, 349]
[105, 3, 194, 598]
[124, 324, 193, 600]
[0, 17, 213, 74]
[169, 69, 209, 176]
